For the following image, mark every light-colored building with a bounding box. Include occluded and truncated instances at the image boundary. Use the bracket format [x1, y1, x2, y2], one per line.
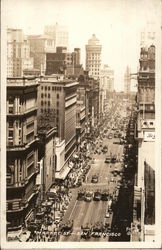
[27, 35, 55, 75]
[100, 65, 114, 92]
[85, 34, 102, 79]
[44, 23, 69, 50]
[124, 66, 131, 95]
[7, 29, 33, 77]
[38, 75, 79, 179]
[140, 22, 156, 48]
[6, 77, 39, 235]
[38, 128, 56, 194]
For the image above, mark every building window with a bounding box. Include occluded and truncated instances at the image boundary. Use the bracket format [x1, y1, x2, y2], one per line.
[41, 100, 43, 106]
[41, 86, 43, 90]
[48, 101, 50, 106]
[9, 120, 14, 128]
[48, 93, 50, 98]
[45, 86, 47, 91]
[48, 86, 50, 91]
[9, 130, 13, 138]
[41, 93, 43, 98]
[45, 93, 47, 98]
[57, 93, 59, 99]
[7, 164, 14, 185]
[52, 87, 54, 91]
[8, 203, 13, 210]
[9, 107, 13, 114]
[57, 109, 59, 115]
[9, 96, 14, 104]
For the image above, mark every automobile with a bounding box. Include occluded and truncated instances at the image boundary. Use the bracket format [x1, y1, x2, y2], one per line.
[102, 147, 108, 153]
[60, 220, 73, 236]
[113, 172, 117, 177]
[114, 133, 118, 138]
[105, 212, 110, 218]
[105, 156, 111, 163]
[77, 189, 85, 200]
[110, 177, 114, 182]
[81, 223, 92, 239]
[84, 191, 93, 202]
[93, 191, 102, 201]
[91, 175, 98, 183]
[54, 216, 61, 225]
[111, 156, 117, 163]
[108, 134, 113, 139]
[91, 222, 104, 238]
[101, 190, 109, 201]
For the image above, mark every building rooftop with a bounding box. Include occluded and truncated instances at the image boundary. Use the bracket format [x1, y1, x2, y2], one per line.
[39, 75, 79, 86]
[7, 77, 39, 87]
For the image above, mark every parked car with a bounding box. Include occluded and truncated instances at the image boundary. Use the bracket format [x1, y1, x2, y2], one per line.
[105, 157, 111, 163]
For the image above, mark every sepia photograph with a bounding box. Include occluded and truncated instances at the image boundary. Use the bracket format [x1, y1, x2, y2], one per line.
[0, 0, 162, 249]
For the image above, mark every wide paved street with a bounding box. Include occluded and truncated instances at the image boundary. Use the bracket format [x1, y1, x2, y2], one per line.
[59, 135, 125, 241]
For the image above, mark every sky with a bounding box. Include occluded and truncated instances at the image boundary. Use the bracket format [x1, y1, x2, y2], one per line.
[2, 0, 160, 91]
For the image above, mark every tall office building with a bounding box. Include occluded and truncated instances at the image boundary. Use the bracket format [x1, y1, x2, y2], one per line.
[100, 65, 114, 92]
[6, 77, 39, 234]
[27, 35, 55, 75]
[44, 23, 69, 50]
[7, 29, 33, 77]
[85, 34, 102, 79]
[46, 46, 81, 76]
[124, 66, 131, 94]
[38, 75, 78, 179]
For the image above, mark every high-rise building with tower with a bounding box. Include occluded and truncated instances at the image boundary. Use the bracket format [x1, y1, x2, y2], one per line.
[85, 34, 102, 79]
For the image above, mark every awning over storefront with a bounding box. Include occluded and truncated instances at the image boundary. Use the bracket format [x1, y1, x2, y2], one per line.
[55, 166, 71, 180]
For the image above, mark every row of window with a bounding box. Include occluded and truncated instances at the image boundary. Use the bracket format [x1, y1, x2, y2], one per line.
[41, 93, 59, 99]
[41, 86, 62, 91]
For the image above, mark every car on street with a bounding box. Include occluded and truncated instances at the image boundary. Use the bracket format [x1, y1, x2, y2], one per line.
[108, 133, 113, 139]
[54, 216, 61, 225]
[110, 177, 114, 182]
[93, 191, 102, 201]
[111, 156, 117, 163]
[105, 212, 110, 218]
[91, 174, 98, 183]
[105, 156, 111, 163]
[84, 191, 93, 202]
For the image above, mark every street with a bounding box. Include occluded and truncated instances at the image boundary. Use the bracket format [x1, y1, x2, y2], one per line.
[59, 134, 125, 241]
